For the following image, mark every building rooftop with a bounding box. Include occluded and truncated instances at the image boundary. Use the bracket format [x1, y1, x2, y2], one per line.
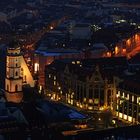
[118, 74, 140, 95]
[8, 39, 21, 49]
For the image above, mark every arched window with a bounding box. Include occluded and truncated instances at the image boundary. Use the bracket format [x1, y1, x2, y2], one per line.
[15, 85, 18, 91]
[15, 71, 18, 76]
[7, 85, 9, 91]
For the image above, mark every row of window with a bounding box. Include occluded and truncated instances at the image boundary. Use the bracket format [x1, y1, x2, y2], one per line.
[7, 84, 19, 92]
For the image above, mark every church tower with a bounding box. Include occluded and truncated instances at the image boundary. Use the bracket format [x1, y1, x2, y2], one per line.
[5, 41, 23, 103]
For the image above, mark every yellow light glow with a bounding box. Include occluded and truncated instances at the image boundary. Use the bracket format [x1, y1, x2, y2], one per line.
[122, 92, 125, 98]
[127, 94, 129, 100]
[107, 51, 111, 57]
[126, 39, 131, 46]
[72, 61, 75, 64]
[115, 46, 119, 54]
[34, 63, 39, 72]
[124, 114, 127, 120]
[94, 99, 99, 104]
[99, 107, 104, 111]
[72, 92, 74, 95]
[119, 113, 123, 118]
[76, 102, 80, 107]
[132, 96, 134, 102]
[54, 81, 56, 85]
[83, 98, 86, 102]
[112, 120, 116, 124]
[77, 61, 80, 64]
[75, 124, 87, 129]
[137, 97, 140, 104]
[88, 106, 93, 110]
[128, 116, 132, 122]
[122, 48, 126, 53]
[89, 99, 93, 104]
[80, 104, 83, 108]
[116, 94, 119, 98]
[135, 34, 139, 41]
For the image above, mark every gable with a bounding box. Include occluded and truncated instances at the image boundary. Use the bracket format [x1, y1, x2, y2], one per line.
[89, 66, 104, 84]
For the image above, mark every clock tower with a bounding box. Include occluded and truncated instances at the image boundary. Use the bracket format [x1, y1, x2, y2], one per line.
[5, 41, 23, 103]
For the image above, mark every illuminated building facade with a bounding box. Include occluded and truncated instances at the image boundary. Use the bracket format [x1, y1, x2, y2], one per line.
[5, 41, 35, 103]
[45, 57, 127, 111]
[115, 79, 140, 124]
[46, 63, 105, 110]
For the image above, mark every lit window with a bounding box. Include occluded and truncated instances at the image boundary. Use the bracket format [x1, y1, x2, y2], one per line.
[122, 92, 125, 98]
[83, 98, 86, 102]
[124, 114, 127, 120]
[54, 81, 56, 85]
[89, 99, 93, 104]
[128, 116, 132, 122]
[119, 113, 123, 118]
[116, 112, 118, 116]
[72, 61, 75, 64]
[117, 91, 120, 97]
[137, 97, 140, 104]
[77, 61, 80, 64]
[127, 93, 130, 99]
[72, 92, 74, 95]
[49, 74, 51, 78]
[132, 96, 134, 102]
[34, 63, 39, 72]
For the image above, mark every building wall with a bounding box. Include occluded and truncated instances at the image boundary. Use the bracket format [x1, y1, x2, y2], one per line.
[115, 88, 140, 124]
[45, 64, 114, 111]
[21, 56, 35, 87]
[34, 53, 85, 86]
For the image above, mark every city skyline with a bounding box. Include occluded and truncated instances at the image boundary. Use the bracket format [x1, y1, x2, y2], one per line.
[0, 0, 140, 140]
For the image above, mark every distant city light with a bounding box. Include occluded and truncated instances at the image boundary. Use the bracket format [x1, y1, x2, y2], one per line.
[50, 26, 54, 30]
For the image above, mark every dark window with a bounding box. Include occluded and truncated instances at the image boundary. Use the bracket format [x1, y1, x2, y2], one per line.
[89, 88, 93, 99]
[100, 89, 104, 105]
[7, 85, 9, 91]
[15, 71, 18, 76]
[94, 89, 99, 98]
[15, 85, 18, 91]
